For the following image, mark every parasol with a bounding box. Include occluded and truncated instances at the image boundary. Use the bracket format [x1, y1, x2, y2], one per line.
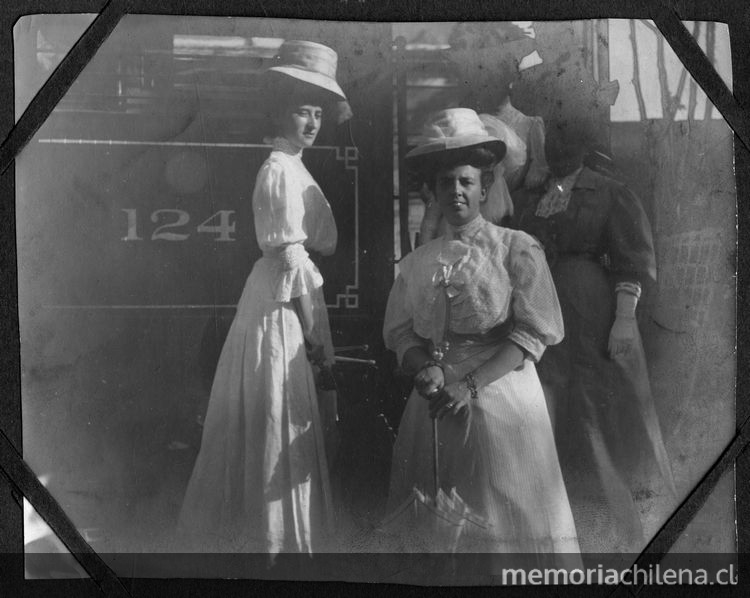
[379, 417, 489, 553]
[380, 258, 491, 553]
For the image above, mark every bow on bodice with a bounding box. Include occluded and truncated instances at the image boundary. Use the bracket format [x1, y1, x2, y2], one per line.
[432, 259, 465, 298]
[430, 256, 466, 361]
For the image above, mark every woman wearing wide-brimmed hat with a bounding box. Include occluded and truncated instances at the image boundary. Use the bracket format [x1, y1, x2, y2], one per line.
[178, 40, 350, 557]
[418, 22, 550, 245]
[384, 108, 580, 566]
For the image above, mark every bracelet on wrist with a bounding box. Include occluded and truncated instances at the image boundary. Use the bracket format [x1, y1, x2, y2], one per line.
[615, 310, 636, 320]
[615, 281, 642, 299]
[464, 372, 479, 400]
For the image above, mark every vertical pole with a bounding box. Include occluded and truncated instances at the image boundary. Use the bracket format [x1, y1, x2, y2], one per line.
[395, 36, 412, 259]
[703, 22, 716, 121]
[597, 19, 612, 152]
[432, 417, 439, 498]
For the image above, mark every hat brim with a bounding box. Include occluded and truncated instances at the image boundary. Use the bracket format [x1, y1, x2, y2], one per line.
[267, 65, 347, 101]
[405, 136, 507, 163]
[260, 69, 353, 123]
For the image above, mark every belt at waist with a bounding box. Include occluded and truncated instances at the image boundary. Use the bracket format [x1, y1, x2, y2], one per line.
[554, 252, 611, 269]
[261, 246, 319, 260]
[262, 249, 280, 259]
[261, 245, 314, 265]
[429, 321, 513, 365]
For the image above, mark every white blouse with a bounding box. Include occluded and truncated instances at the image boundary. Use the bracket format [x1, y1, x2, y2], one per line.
[385, 216, 564, 364]
[252, 137, 338, 302]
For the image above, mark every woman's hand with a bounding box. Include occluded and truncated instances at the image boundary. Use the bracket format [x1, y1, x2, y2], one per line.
[306, 342, 327, 367]
[293, 293, 319, 342]
[608, 315, 637, 358]
[414, 365, 445, 400]
[428, 381, 472, 420]
[609, 287, 640, 359]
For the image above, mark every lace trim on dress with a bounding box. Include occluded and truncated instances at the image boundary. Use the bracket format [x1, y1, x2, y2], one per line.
[534, 167, 584, 218]
[446, 214, 486, 242]
[274, 260, 323, 303]
[279, 243, 309, 272]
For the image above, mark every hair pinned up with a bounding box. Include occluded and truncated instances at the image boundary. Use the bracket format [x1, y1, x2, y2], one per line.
[416, 146, 497, 192]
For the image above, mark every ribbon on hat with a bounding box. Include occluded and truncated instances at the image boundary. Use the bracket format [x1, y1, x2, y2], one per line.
[419, 108, 490, 144]
[275, 40, 338, 78]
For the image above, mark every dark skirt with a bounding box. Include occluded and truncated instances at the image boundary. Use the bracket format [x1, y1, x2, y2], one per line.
[538, 255, 675, 553]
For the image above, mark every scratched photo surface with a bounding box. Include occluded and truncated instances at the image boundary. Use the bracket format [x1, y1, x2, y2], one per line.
[14, 16, 736, 580]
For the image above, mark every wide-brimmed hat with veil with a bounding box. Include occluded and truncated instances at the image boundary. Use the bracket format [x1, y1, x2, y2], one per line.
[261, 39, 353, 124]
[406, 108, 507, 170]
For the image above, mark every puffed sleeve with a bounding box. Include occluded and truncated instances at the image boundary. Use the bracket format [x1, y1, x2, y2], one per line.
[252, 159, 323, 302]
[606, 183, 657, 284]
[506, 232, 565, 361]
[523, 117, 550, 189]
[383, 267, 427, 366]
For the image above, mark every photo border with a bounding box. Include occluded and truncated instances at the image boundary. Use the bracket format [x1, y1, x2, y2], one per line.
[1, 0, 747, 596]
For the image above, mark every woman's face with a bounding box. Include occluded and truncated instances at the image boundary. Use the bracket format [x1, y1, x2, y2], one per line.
[277, 104, 323, 149]
[545, 124, 587, 178]
[434, 164, 487, 227]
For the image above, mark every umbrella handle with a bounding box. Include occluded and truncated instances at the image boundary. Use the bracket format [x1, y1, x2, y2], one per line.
[432, 417, 439, 497]
[430, 284, 450, 498]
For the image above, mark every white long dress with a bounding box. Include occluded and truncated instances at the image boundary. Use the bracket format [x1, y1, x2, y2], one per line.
[384, 216, 580, 564]
[178, 136, 336, 555]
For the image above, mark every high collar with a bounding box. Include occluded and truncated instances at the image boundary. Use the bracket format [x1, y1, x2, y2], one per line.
[268, 136, 304, 158]
[447, 214, 486, 242]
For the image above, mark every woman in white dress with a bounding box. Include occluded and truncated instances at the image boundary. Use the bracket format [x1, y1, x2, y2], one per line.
[419, 24, 550, 245]
[177, 40, 351, 558]
[417, 114, 529, 242]
[384, 109, 580, 570]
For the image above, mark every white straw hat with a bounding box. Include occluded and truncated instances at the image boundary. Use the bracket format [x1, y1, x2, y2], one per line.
[406, 108, 506, 162]
[265, 40, 352, 123]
